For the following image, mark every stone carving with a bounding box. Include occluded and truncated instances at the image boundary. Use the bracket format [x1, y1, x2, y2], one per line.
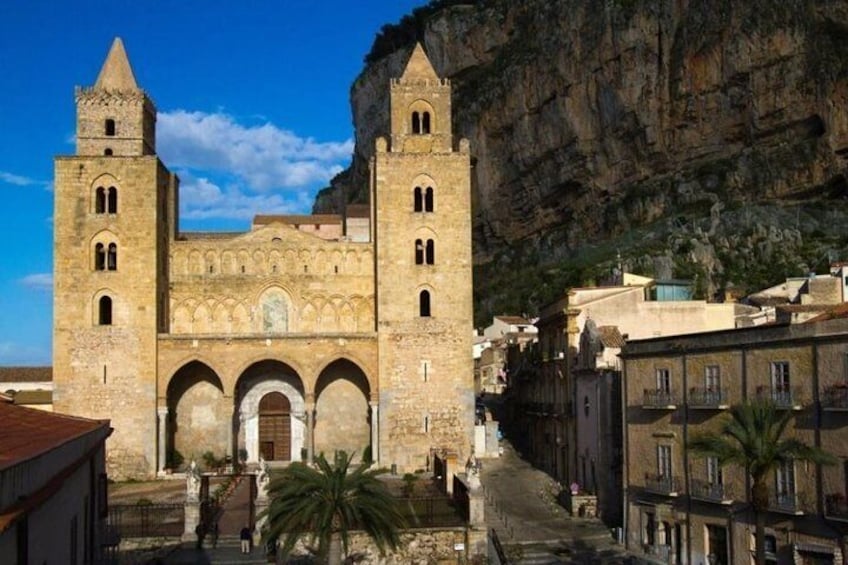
[186, 459, 201, 502]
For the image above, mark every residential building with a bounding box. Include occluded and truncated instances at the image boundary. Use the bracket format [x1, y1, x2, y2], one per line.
[0, 398, 111, 564]
[622, 317, 848, 564]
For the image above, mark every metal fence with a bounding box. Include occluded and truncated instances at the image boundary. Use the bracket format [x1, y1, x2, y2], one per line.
[397, 496, 465, 528]
[107, 503, 184, 538]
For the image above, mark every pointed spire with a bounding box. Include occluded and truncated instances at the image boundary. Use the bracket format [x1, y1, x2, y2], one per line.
[400, 43, 439, 81]
[95, 38, 139, 91]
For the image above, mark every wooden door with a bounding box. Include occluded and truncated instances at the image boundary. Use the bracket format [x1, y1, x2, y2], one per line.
[258, 392, 291, 461]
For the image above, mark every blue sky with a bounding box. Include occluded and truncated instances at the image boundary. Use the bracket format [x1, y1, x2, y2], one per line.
[0, 0, 428, 365]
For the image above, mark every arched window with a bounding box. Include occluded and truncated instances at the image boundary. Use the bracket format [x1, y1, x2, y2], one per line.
[422, 112, 431, 134]
[419, 290, 431, 317]
[98, 296, 113, 326]
[107, 243, 117, 271]
[107, 187, 117, 213]
[412, 111, 421, 134]
[414, 186, 423, 212]
[105, 119, 116, 136]
[94, 243, 106, 270]
[415, 239, 424, 265]
[424, 187, 434, 212]
[104, 148, 113, 156]
[425, 240, 434, 265]
[95, 187, 106, 214]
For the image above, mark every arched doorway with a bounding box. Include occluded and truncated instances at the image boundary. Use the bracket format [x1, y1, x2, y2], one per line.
[258, 392, 291, 461]
[166, 361, 226, 467]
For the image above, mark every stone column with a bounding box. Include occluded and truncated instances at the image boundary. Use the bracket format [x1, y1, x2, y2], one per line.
[157, 406, 168, 474]
[306, 394, 315, 463]
[369, 400, 380, 465]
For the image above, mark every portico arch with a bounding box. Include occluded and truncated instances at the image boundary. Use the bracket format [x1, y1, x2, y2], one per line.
[236, 360, 305, 464]
[314, 359, 372, 461]
[166, 361, 227, 467]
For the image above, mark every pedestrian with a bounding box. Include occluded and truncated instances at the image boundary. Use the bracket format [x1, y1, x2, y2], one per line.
[240, 525, 252, 554]
[195, 523, 204, 550]
[210, 520, 219, 549]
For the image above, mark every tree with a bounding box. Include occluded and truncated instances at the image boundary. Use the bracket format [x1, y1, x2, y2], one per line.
[688, 400, 835, 565]
[261, 451, 404, 565]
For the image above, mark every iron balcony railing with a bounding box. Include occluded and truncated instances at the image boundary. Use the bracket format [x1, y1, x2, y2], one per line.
[822, 385, 848, 410]
[755, 386, 802, 409]
[644, 543, 672, 562]
[688, 387, 729, 409]
[644, 473, 680, 496]
[689, 479, 733, 504]
[826, 494, 848, 520]
[642, 389, 678, 409]
[769, 492, 803, 514]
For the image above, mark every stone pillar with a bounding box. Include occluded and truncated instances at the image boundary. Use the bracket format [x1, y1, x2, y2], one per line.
[157, 406, 168, 474]
[306, 395, 315, 463]
[369, 400, 380, 465]
[182, 461, 202, 541]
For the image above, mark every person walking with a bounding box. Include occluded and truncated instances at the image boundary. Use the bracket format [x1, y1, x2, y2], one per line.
[240, 525, 252, 554]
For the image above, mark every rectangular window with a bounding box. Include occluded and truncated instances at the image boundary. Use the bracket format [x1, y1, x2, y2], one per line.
[707, 456, 723, 485]
[770, 361, 790, 391]
[656, 368, 671, 393]
[706, 524, 729, 565]
[776, 459, 796, 500]
[657, 445, 672, 478]
[643, 511, 656, 546]
[705, 365, 721, 390]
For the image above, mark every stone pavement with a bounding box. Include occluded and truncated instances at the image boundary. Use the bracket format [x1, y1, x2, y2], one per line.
[480, 441, 631, 564]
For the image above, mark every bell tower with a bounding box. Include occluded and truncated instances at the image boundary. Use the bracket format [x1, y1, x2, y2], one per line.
[54, 38, 176, 478]
[372, 43, 474, 471]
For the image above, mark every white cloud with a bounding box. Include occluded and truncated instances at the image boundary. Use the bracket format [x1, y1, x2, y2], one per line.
[158, 110, 352, 192]
[0, 170, 52, 191]
[19, 273, 53, 291]
[178, 174, 314, 221]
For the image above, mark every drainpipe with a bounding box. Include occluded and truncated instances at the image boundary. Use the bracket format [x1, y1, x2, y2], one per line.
[682, 349, 692, 565]
[622, 356, 630, 552]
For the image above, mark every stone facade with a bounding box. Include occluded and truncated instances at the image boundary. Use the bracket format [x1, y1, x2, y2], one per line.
[621, 318, 848, 564]
[53, 39, 474, 479]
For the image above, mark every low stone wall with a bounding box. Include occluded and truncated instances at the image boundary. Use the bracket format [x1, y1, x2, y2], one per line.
[287, 527, 484, 564]
[563, 493, 598, 518]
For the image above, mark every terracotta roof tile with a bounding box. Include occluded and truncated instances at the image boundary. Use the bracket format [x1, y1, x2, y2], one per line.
[598, 326, 626, 348]
[0, 401, 109, 471]
[804, 303, 848, 323]
[0, 366, 52, 383]
[253, 214, 341, 225]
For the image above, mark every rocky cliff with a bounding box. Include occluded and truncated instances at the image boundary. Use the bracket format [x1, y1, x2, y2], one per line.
[315, 0, 848, 322]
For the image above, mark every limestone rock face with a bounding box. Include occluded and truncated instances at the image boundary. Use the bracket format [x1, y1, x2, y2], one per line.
[316, 0, 848, 313]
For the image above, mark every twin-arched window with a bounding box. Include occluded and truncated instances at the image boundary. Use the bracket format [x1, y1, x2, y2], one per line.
[95, 186, 118, 214]
[94, 242, 118, 271]
[411, 111, 431, 134]
[415, 239, 435, 265]
[413, 186, 434, 212]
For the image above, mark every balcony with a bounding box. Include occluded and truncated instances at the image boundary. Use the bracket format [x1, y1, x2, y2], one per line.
[688, 387, 729, 410]
[769, 492, 804, 515]
[644, 543, 672, 562]
[822, 385, 848, 411]
[644, 473, 680, 497]
[825, 494, 848, 521]
[689, 478, 733, 504]
[755, 386, 803, 410]
[642, 389, 678, 410]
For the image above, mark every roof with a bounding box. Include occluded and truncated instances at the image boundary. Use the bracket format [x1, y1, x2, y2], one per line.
[495, 316, 532, 325]
[0, 366, 52, 383]
[805, 302, 848, 323]
[253, 214, 341, 226]
[400, 43, 439, 81]
[346, 204, 370, 218]
[598, 326, 625, 348]
[775, 304, 832, 313]
[0, 400, 109, 472]
[11, 390, 52, 405]
[95, 38, 139, 91]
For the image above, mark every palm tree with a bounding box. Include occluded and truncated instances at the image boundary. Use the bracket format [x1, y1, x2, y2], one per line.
[261, 451, 404, 565]
[688, 400, 835, 565]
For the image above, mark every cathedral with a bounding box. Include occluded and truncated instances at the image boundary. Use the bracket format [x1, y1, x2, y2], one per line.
[53, 39, 474, 479]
